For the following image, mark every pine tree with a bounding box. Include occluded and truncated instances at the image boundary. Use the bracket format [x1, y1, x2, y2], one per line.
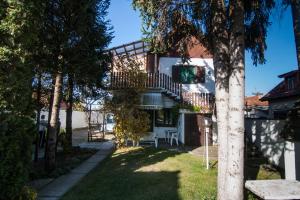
[41, 0, 112, 171]
[291, 0, 300, 68]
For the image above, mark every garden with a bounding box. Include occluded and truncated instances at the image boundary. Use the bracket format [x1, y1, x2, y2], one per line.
[62, 147, 281, 200]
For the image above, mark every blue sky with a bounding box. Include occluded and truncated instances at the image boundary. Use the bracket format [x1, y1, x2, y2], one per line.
[107, 0, 298, 96]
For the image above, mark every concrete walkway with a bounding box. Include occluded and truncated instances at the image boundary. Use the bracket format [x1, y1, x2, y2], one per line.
[38, 141, 115, 200]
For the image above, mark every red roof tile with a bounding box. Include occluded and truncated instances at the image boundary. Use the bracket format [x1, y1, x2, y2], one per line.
[245, 95, 269, 107]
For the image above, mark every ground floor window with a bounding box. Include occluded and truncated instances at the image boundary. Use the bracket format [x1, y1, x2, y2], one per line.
[155, 109, 174, 127]
[144, 110, 154, 132]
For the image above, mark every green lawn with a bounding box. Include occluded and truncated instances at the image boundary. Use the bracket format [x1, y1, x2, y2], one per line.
[62, 147, 281, 200]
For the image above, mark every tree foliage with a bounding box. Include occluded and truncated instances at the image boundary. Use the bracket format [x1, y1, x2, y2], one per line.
[133, 0, 274, 65]
[40, 0, 112, 170]
[0, 0, 43, 198]
[105, 57, 150, 147]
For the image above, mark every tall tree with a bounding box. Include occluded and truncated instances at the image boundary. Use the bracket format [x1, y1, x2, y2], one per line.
[291, 0, 300, 68]
[0, 0, 44, 198]
[225, 0, 245, 198]
[42, 0, 112, 170]
[133, 0, 274, 199]
[62, 0, 112, 151]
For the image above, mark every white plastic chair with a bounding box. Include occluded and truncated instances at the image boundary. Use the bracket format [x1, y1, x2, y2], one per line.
[165, 130, 172, 143]
[153, 133, 158, 148]
[170, 131, 179, 146]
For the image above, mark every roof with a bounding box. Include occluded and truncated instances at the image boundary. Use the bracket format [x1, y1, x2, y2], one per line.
[260, 81, 300, 101]
[261, 69, 300, 101]
[278, 70, 298, 78]
[107, 38, 212, 61]
[245, 95, 269, 107]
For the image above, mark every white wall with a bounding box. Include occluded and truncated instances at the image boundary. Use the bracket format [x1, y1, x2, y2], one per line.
[158, 57, 215, 94]
[40, 110, 104, 129]
[178, 113, 185, 144]
[140, 111, 184, 144]
[245, 119, 285, 168]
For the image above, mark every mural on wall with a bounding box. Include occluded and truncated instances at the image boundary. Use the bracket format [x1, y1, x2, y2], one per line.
[172, 65, 205, 84]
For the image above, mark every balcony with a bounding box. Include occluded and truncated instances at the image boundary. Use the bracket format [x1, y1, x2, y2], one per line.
[108, 72, 214, 112]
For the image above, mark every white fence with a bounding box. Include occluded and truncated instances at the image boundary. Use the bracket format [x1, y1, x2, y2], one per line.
[245, 119, 285, 168]
[41, 110, 104, 129]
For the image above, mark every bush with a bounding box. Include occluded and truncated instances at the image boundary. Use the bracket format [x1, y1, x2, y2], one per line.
[0, 114, 35, 200]
[19, 186, 37, 200]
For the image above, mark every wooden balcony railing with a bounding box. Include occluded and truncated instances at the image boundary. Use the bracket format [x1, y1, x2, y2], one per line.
[109, 72, 214, 111]
[181, 92, 213, 109]
[110, 72, 181, 97]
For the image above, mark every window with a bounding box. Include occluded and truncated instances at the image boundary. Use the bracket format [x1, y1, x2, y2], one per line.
[155, 109, 174, 127]
[287, 77, 295, 90]
[172, 65, 205, 84]
[144, 110, 154, 132]
[106, 114, 114, 124]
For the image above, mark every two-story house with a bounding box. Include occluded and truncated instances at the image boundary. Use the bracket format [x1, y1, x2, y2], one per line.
[245, 95, 269, 119]
[107, 39, 215, 146]
[261, 69, 300, 119]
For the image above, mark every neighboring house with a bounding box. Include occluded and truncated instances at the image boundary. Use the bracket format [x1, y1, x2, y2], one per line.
[245, 95, 269, 119]
[261, 69, 300, 119]
[107, 39, 215, 146]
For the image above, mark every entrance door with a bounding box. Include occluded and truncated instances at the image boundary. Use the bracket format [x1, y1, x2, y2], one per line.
[184, 114, 212, 146]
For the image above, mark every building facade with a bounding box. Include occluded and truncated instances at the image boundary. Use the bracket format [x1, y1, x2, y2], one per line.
[261, 69, 300, 119]
[108, 40, 215, 146]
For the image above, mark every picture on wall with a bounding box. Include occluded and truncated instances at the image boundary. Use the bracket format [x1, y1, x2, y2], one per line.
[172, 65, 205, 84]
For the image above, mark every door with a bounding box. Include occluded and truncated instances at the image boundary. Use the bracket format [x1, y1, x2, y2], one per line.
[184, 114, 212, 146]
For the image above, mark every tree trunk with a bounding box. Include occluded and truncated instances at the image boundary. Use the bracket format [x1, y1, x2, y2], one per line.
[65, 74, 74, 151]
[225, 0, 245, 199]
[291, 0, 300, 69]
[88, 103, 92, 142]
[211, 1, 230, 199]
[34, 73, 42, 162]
[44, 77, 55, 159]
[45, 71, 63, 171]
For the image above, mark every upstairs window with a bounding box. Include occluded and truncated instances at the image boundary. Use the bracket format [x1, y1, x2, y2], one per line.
[287, 77, 295, 90]
[172, 65, 205, 84]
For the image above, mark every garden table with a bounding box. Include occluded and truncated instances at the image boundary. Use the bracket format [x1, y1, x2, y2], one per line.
[245, 179, 300, 200]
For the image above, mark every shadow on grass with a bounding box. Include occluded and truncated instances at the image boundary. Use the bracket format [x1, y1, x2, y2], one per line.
[62, 147, 183, 200]
[245, 156, 284, 181]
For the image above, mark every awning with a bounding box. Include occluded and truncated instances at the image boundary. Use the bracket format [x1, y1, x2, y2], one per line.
[139, 93, 164, 110]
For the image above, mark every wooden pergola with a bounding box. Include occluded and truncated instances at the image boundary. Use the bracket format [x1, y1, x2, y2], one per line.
[107, 40, 151, 61]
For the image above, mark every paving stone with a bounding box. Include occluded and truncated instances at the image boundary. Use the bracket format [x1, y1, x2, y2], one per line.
[85, 154, 106, 163]
[38, 173, 85, 198]
[38, 197, 59, 200]
[71, 162, 99, 174]
[28, 178, 54, 190]
[37, 141, 115, 200]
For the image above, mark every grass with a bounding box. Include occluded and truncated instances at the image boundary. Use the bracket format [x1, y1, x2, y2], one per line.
[62, 147, 281, 200]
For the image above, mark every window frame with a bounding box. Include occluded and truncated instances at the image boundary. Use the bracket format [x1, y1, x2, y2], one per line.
[287, 77, 295, 90]
[155, 108, 175, 127]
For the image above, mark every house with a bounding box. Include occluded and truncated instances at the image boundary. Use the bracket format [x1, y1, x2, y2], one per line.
[245, 95, 269, 119]
[107, 39, 215, 146]
[261, 69, 300, 119]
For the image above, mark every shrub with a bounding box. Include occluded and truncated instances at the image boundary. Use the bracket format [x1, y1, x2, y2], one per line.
[19, 186, 37, 200]
[0, 114, 35, 200]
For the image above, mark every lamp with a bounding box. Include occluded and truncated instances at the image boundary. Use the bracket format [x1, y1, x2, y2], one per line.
[204, 116, 212, 170]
